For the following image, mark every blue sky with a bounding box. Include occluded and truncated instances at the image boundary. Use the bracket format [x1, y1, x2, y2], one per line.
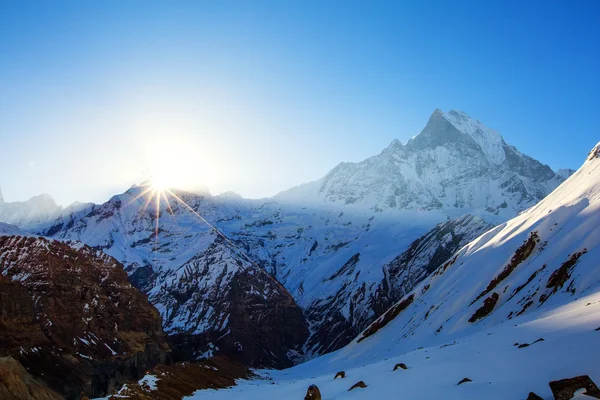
[1, 1, 599, 205]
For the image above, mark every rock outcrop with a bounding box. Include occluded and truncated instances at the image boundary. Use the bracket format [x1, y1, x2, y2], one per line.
[0, 356, 62, 400]
[0, 236, 170, 399]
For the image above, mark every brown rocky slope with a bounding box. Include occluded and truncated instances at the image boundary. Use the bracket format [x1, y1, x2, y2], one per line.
[0, 235, 170, 399]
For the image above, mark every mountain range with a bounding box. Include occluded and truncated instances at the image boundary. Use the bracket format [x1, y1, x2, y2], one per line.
[0, 109, 589, 399]
[194, 140, 600, 400]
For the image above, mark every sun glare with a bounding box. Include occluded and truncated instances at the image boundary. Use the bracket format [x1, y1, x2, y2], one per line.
[151, 174, 169, 192]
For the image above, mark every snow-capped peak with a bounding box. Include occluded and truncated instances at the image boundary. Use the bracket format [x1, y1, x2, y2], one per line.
[440, 109, 506, 165]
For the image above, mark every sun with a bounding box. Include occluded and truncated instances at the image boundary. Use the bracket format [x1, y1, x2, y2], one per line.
[150, 173, 170, 192]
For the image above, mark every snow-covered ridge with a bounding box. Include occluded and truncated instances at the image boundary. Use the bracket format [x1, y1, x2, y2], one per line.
[435, 109, 506, 165]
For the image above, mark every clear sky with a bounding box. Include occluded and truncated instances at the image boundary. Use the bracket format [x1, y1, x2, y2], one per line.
[1, 0, 599, 206]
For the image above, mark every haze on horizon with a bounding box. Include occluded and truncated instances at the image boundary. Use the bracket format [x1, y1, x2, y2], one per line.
[1, 0, 599, 206]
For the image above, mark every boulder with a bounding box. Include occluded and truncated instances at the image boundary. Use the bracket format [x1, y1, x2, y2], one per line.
[393, 363, 408, 371]
[349, 381, 367, 391]
[526, 392, 543, 400]
[334, 371, 346, 379]
[457, 378, 472, 385]
[304, 384, 321, 400]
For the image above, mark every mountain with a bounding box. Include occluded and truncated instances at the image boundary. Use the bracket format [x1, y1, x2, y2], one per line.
[0, 234, 170, 399]
[184, 143, 600, 400]
[277, 109, 563, 222]
[371, 214, 494, 316]
[351, 141, 600, 350]
[0, 188, 63, 231]
[0, 109, 571, 366]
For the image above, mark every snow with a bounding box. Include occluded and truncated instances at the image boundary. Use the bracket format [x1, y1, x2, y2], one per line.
[276, 109, 563, 224]
[0, 221, 35, 237]
[184, 294, 600, 400]
[184, 144, 600, 399]
[0, 193, 62, 230]
[138, 374, 160, 391]
[444, 109, 506, 165]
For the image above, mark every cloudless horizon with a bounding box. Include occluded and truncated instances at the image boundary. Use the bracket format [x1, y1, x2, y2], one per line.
[1, 0, 599, 206]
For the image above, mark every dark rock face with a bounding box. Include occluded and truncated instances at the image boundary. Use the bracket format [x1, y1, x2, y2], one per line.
[549, 375, 600, 400]
[0, 236, 170, 399]
[0, 356, 62, 400]
[159, 239, 309, 369]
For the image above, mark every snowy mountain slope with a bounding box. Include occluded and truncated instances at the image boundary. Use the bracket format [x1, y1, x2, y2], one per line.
[34, 186, 310, 368]
[185, 292, 600, 400]
[277, 109, 564, 222]
[37, 183, 442, 360]
[0, 221, 34, 237]
[372, 214, 494, 316]
[0, 188, 63, 230]
[184, 142, 600, 400]
[343, 141, 600, 357]
[33, 188, 494, 361]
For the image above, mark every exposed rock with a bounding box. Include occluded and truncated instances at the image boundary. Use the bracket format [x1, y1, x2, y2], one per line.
[472, 231, 539, 305]
[0, 356, 62, 400]
[374, 215, 493, 316]
[304, 384, 322, 400]
[349, 381, 367, 391]
[469, 292, 500, 323]
[540, 250, 587, 304]
[526, 392, 543, 400]
[334, 371, 346, 379]
[518, 343, 530, 349]
[393, 363, 408, 371]
[457, 378, 472, 385]
[532, 338, 545, 344]
[588, 142, 600, 161]
[358, 294, 414, 343]
[0, 235, 170, 399]
[549, 375, 600, 400]
[164, 240, 309, 369]
[105, 357, 250, 400]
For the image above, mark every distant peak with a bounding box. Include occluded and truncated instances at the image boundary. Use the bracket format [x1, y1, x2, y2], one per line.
[387, 138, 404, 149]
[556, 168, 576, 179]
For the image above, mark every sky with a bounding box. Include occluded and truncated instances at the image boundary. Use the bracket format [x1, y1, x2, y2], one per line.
[0, 0, 599, 206]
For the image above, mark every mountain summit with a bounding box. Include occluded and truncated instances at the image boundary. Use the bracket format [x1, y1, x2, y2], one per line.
[278, 109, 563, 221]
